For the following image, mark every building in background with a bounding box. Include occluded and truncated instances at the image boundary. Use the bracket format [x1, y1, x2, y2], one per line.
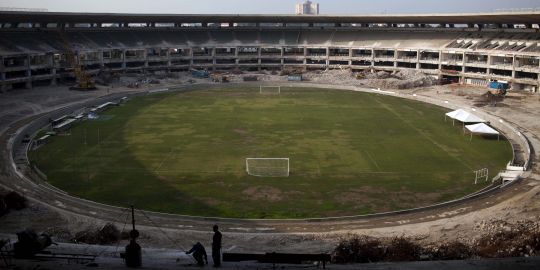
[295, 0, 319, 15]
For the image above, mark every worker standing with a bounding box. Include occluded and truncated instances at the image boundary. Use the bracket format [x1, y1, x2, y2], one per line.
[212, 225, 222, 267]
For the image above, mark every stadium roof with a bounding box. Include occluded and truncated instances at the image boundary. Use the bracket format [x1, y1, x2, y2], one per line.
[1, 11, 540, 24]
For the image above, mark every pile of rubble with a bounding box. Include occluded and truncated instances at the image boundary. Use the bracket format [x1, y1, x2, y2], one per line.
[72, 223, 123, 245]
[303, 69, 361, 86]
[332, 235, 422, 263]
[301, 69, 437, 90]
[474, 91, 505, 107]
[473, 219, 540, 258]
[360, 69, 437, 89]
[332, 219, 540, 263]
[0, 191, 27, 217]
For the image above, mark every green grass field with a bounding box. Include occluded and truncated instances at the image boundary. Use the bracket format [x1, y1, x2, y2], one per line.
[29, 87, 513, 218]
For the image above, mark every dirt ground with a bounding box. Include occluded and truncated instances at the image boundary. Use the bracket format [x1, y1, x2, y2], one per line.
[1, 72, 539, 255]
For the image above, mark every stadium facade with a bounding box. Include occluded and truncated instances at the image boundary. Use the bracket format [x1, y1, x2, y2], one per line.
[0, 11, 540, 92]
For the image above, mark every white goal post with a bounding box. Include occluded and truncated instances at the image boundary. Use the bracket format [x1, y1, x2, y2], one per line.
[259, 86, 281, 94]
[246, 158, 289, 177]
[474, 168, 488, 184]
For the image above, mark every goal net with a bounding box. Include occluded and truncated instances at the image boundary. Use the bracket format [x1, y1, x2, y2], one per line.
[474, 168, 488, 184]
[259, 86, 281, 94]
[246, 158, 289, 177]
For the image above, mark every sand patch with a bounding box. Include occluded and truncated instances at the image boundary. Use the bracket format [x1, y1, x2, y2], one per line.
[243, 186, 284, 202]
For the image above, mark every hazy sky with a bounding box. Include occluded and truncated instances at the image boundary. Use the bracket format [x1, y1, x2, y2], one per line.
[0, 0, 539, 14]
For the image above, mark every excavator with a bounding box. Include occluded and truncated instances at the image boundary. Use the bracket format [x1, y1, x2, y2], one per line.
[56, 29, 97, 90]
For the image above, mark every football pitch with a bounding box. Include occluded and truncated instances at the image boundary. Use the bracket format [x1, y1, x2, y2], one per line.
[29, 87, 513, 218]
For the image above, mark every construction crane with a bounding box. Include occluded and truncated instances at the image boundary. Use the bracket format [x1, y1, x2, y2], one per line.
[56, 29, 96, 90]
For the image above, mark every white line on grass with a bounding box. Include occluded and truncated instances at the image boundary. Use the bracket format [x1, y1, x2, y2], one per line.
[153, 148, 176, 175]
[364, 150, 381, 171]
[371, 96, 474, 171]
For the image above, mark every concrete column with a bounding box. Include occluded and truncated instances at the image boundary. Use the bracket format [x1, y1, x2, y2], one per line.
[462, 52, 466, 73]
[50, 68, 57, 86]
[511, 55, 516, 79]
[416, 50, 420, 69]
[486, 55, 491, 77]
[25, 55, 32, 88]
[537, 61, 540, 93]
[438, 50, 442, 70]
[98, 50, 105, 68]
[26, 76, 32, 89]
[211, 47, 216, 68]
[166, 48, 172, 67]
[371, 48, 375, 67]
[122, 50, 127, 70]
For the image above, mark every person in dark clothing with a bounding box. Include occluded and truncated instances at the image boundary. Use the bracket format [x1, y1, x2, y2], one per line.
[212, 225, 222, 267]
[186, 242, 208, 266]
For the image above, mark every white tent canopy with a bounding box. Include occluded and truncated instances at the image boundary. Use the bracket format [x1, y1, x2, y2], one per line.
[455, 112, 485, 123]
[445, 109, 468, 119]
[465, 123, 500, 140]
[465, 123, 499, 135]
[445, 109, 486, 125]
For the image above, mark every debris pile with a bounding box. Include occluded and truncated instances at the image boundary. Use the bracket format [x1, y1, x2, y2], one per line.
[385, 236, 423, 261]
[303, 69, 358, 85]
[474, 219, 540, 258]
[301, 69, 437, 89]
[0, 191, 27, 217]
[332, 235, 385, 263]
[474, 91, 505, 107]
[332, 220, 540, 263]
[72, 223, 121, 245]
[332, 236, 421, 263]
[360, 69, 437, 89]
[429, 241, 474, 260]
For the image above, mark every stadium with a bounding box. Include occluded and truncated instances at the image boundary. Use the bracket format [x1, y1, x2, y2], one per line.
[0, 5, 539, 269]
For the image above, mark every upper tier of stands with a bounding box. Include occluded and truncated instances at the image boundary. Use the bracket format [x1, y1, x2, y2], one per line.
[0, 29, 539, 55]
[445, 32, 540, 53]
